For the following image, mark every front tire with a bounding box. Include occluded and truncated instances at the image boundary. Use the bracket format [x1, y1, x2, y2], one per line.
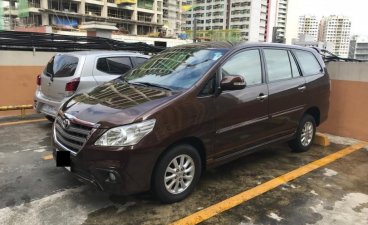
[152, 144, 202, 203]
[289, 114, 316, 152]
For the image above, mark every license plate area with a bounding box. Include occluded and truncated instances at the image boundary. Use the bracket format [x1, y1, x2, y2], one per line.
[41, 104, 56, 115]
[56, 150, 71, 167]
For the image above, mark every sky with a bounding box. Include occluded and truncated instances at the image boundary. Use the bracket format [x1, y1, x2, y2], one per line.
[293, 0, 368, 36]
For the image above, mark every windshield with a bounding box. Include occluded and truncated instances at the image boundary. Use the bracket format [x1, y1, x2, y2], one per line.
[124, 47, 227, 90]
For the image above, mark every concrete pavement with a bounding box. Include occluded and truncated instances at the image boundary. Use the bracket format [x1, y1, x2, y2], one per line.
[0, 119, 367, 225]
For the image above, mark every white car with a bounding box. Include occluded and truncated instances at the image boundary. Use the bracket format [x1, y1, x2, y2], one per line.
[34, 50, 149, 121]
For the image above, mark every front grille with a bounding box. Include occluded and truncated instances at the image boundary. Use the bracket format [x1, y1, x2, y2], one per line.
[55, 116, 93, 153]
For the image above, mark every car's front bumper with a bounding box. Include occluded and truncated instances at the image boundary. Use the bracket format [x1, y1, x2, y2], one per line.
[52, 128, 161, 195]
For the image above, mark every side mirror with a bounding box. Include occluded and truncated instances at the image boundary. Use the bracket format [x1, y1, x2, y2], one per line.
[220, 75, 246, 91]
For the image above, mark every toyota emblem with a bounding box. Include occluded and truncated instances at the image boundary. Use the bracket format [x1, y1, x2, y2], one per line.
[62, 119, 71, 129]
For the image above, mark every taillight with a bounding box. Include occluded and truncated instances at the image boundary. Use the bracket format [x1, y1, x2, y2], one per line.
[37, 74, 41, 86]
[65, 78, 80, 92]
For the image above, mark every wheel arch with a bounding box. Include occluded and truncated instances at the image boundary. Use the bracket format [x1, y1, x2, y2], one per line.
[304, 106, 321, 126]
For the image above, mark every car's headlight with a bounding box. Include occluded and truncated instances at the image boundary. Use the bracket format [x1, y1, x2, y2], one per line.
[95, 119, 156, 146]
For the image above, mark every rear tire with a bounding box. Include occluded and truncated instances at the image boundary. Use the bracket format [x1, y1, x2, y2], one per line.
[289, 114, 316, 152]
[45, 115, 55, 122]
[152, 144, 201, 203]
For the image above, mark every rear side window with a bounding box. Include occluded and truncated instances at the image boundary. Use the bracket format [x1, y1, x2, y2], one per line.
[97, 57, 132, 75]
[288, 51, 301, 77]
[294, 50, 322, 76]
[135, 57, 148, 66]
[44, 54, 78, 77]
[221, 49, 262, 86]
[264, 49, 292, 82]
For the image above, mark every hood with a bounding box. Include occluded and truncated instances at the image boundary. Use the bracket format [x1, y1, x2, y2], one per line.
[61, 79, 178, 128]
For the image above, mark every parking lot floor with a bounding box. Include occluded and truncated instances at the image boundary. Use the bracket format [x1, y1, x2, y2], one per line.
[0, 117, 367, 225]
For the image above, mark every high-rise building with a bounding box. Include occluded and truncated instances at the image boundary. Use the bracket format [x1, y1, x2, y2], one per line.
[273, 0, 288, 42]
[264, 0, 291, 43]
[318, 15, 351, 58]
[0, 0, 187, 36]
[162, 0, 183, 36]
[349, 35, 368, 60]
[298, 15, 318, 41]
[182, 0, 268, 42]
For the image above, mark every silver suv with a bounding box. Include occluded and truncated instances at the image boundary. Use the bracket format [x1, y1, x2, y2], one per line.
[34, 51, 149, 120]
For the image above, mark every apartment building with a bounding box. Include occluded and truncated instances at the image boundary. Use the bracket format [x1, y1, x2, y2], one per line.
[349, 35, 368, 60]
[1, 0, 184, 36]
[263, 0, 290, 43]
[298, 15, 318, 41]
[182, 0, 268, 42]
[273, 0, 287, 41]
[162, 0, 183, 36]
[318, 15, 351, 58]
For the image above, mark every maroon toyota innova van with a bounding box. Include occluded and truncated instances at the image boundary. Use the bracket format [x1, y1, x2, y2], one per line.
[52, 42, 330, 203]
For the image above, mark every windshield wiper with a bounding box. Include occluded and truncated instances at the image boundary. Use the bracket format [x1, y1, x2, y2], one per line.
[130, 82, 173, 91]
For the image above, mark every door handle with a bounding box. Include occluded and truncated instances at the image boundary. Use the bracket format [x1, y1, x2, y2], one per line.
[298, 86, 306, 91]
[257, 94, 268, 101]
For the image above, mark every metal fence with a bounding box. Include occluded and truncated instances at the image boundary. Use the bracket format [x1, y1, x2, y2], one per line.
[0, 31, 164, 53]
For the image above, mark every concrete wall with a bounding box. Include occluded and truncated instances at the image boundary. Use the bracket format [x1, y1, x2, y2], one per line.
[319, 62, 368, 141]
[0, 51, 55, 117]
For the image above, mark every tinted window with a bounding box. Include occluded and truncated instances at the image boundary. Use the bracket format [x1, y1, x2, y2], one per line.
[289, 51, 301, 77]
[135, 57, 148, 66]
[124, 48, 227, 90]
[264, 49, 292, 82]
[294, 50, 322, 76]
[221, 50, 262, 86]
[44, 54, 78, 77]
[97, 57, 132, 75]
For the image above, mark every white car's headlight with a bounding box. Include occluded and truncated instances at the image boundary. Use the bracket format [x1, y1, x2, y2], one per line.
[95, 119, 156, 146]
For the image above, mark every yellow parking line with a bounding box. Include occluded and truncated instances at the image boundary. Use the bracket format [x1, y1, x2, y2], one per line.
[171, 142, 368, 225]
[0, 118, 48, 127]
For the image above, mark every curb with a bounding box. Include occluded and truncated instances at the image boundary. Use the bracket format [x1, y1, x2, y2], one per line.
[314, 132, 330, 146]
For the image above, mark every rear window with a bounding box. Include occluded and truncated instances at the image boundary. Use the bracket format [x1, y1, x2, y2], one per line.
[97, 57, 132, 75]
[44, 54, 78, 77]
[294, 50, 322, 76]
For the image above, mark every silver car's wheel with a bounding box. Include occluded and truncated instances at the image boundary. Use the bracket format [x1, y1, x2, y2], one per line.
[164, 154, 195, 195]
[301, 121, 314, 147]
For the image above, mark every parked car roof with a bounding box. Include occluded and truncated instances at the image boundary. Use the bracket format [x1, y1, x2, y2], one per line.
[171, 41, 317, 53]
[57, 50, 149, 57]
